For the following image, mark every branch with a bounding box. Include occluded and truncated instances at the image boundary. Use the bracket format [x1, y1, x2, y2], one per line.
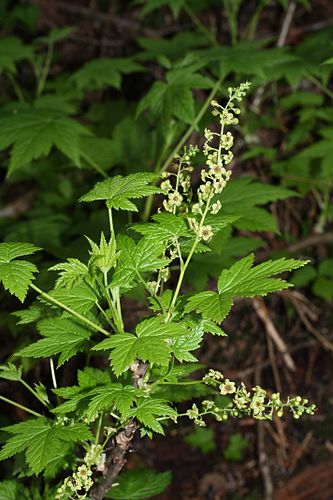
[90, 421, 138, 500]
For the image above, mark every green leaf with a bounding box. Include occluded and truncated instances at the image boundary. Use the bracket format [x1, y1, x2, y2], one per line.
[112, 235, 169, 288]
[12, 303, 43, 325]
[80, 172, 163, 211]
[129, 398, 177, 434]
[0, 37, 33, 73]
[42, 283, 97, 314]
[52, 368, 111, 416]
[94, 318, 188, 376]
[85, 384, 139, 421]
[184, 427, 216, 454]
[17, 318, 92, 366]
[132, 213, 191, 242]
[49, 258, 89, 288]
[0, 480, 30, 500]
[134, 0, 185, 18]
[219, 177, 297, 233]
[0, 242, 41, 302]
[108, 468, 171, 499]
[87, 232, 117, 274]
[0, 363, 22, 382]
[0, 110, 92, 174]
[186, 255, 307, 323]
[217, 254, 308, 297]
[223, 433, 248, 461]
[72, 57, 143, 91]
[0, 418, 91, 476]
[185, 291, 233, 323]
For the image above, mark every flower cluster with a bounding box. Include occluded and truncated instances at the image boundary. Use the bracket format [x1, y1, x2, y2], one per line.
[55, 444, 105, 499]
[55, 464, 93, 500]
[186, 83, 251, 243]
[161, 145, 198, 214]
[200, 370, 316, 422]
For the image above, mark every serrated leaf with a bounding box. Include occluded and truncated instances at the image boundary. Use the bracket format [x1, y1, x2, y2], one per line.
[129, 398, 177, 434]
[49, 258, 89, 289]
[217, 254, 308, 297]
[108, 468, 171, 499]
[132, 213, 191, 242]
[72, 57, 143, 91]
[0, 418, 91, 476]
[185, 291, 233, 323]
[0, 363, 22, 382]
[0, 110, 92, 174]
[80, 172, 162, 211]
[17, 318, 92, 367]
[0, 242, 41, 302]
[94, 318, 188, 376]
[85, 384, 138, 421]
[112, 235, 169, 288]
[12, 303, 43, 324]
[41, 283, 97, 314]
[186, 255, 308, 323]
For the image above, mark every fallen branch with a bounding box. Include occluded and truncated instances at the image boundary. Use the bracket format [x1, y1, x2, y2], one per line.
[253, 297, 296, 372]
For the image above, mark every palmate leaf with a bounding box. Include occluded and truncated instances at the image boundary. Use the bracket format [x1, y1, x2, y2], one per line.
[111, 235, 169, 288]
[85, 384, 139, 421]
[129, 398, 177, 434]
[49, 258, 89, 288]
[0, 109, 92, 174]
[71, 57, 143, 91]
[17, 318, 93, 367]
[132, 212, 191, 242]
[52, 368, 111, 416]
[93, 317, 189, 376]
[0, 242, 41, 302]
[0, 418, 91, 476]
[40, 282, 97, 314]
[80, 172, 163, 211]
[108, 468, 171, 500]
[185, 254, 308, 323]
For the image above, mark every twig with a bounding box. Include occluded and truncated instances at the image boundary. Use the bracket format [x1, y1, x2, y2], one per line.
[288, 292, 333, 353]
[288, 432, 313, 473]
[253, 297, 296, 372]
[286, 231, 333, 253]
[277, 2, 296, 47]
[90, 421, 138, 500]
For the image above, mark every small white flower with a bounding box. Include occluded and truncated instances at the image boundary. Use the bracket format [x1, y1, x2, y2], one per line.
[211, 200, 222, 214]
[168, 191, 183, 207]
[199, 225, 213, 241]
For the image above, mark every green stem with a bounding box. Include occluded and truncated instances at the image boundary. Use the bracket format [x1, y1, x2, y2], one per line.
[167, 191, 214, 319]
[307, 74, 333, 100]
[0, 395, 43, 418]
[37, 42, 54, 97]
[81, 152, 108, 179]
[183, 2, 217, 46]
[142, 77, 223, 221]
[30, 283, 110, 337]
[95, 413, 103, 444]
[20, 379, 50, 408]
[6, 73, 26, 102]
[50, 359, 57, 389]
[108, 207, 114, 236]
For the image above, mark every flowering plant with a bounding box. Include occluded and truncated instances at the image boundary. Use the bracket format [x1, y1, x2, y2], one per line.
[0, 83, 315, 499]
